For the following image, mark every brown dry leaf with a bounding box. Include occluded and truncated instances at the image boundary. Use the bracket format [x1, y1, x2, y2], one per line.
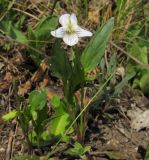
[31, 59, 49, 83]
[127, 109, 149, 131]
[75, 90, 90, 107]
[11, 52, 24, 65]
[18, 80, 31, 96]
[0, 82, 10, 91]
[39, 75, 50, 88]
[0, 72, 13, 91]
[4, 72, 13, 82]
[46, 87, 63, 101]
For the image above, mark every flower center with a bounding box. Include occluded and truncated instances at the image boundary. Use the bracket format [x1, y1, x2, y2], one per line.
[65, 18, 75, 34]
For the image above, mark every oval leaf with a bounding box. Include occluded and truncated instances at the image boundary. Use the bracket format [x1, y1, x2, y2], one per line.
[2, 110, 19, 121]
[81, 18, 114, 73]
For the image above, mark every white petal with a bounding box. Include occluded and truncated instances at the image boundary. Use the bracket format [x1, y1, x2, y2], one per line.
[59, 14, 70, 27]
[63, 33, 78, 46]
[70, 13, 77, 26]
[51, 27, 65, 38]
[76, 26, 93, 37]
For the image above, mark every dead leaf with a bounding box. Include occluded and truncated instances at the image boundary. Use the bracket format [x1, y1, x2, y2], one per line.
[11, 52, 24, 65]
[4, 72, 13, 82]
[105, 151, 127, 160]
[0, 72, 13, 91]
[127, 109, 149, 131]
[18, 80, 31, 96]
[39, 75, 50, 88]
[75, 90, 90, 107]
[46, 87, 63, 101]
[31, 59, 49, 83]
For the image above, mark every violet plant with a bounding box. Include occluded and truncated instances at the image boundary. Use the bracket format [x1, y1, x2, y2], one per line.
[49, 13, 114, 143]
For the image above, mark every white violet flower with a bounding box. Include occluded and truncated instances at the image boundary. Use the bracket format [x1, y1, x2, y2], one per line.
[51, 13, 93, 46]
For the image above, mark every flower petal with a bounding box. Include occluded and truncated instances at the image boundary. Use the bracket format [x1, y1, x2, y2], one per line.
[51, 27, 65, 38]
[70, 13, 77, 26]
[59, 14, 70, 27]
[63, 33, 78, 46]
[76, 26, 93, 37]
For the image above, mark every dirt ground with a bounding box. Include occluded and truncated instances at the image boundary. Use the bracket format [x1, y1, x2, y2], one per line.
[0, 52, 149, 160]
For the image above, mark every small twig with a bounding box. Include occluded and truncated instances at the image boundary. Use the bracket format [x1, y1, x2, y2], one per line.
[12, 8, 40, 21]
[11, 120, 19, 159]
[110, 41, 149, 70]
[89, 151, 105, 156]
[6, 131, 13, 160]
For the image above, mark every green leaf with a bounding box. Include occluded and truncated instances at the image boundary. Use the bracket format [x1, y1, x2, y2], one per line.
[129, 44, 148, 65]
[51, 95, 61, 109]
[140, 72, 149, 93]
[144, 142, 149, 160]
[65, 52, 85, 103]
[70, 52, 85, 92]
[2, 110, 19, 121]
[50, 40, 72, 83]
[28, 90, 48, 138]
[26, 16, 58, 66]
[35, 16, 58, 41]
[28, 26, 37, 48]
[81, 18, 114, 73]
[0, 20, 28, 44]
[114, 72, 136, 95]
[29, 90, 47, 112]
[105, 151, 126, 160]
[127, 44, 148, 75]
[32, 111, 38, 121]
[27, 26, 43, 66]
[107, 52, 117, 75]
[50, 101, 70, 137]
[15, 15, 26, 30]
[65, 142, 91, 157]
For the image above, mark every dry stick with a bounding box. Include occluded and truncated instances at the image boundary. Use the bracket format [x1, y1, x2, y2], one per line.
[6, 131, 13, 160]
[110, 41, 149, 70]
[10, 121, 19, 159]
[12, 8, 40, 21]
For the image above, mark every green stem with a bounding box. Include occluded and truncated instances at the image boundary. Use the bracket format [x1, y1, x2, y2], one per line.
[79, 86, 85, 144]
